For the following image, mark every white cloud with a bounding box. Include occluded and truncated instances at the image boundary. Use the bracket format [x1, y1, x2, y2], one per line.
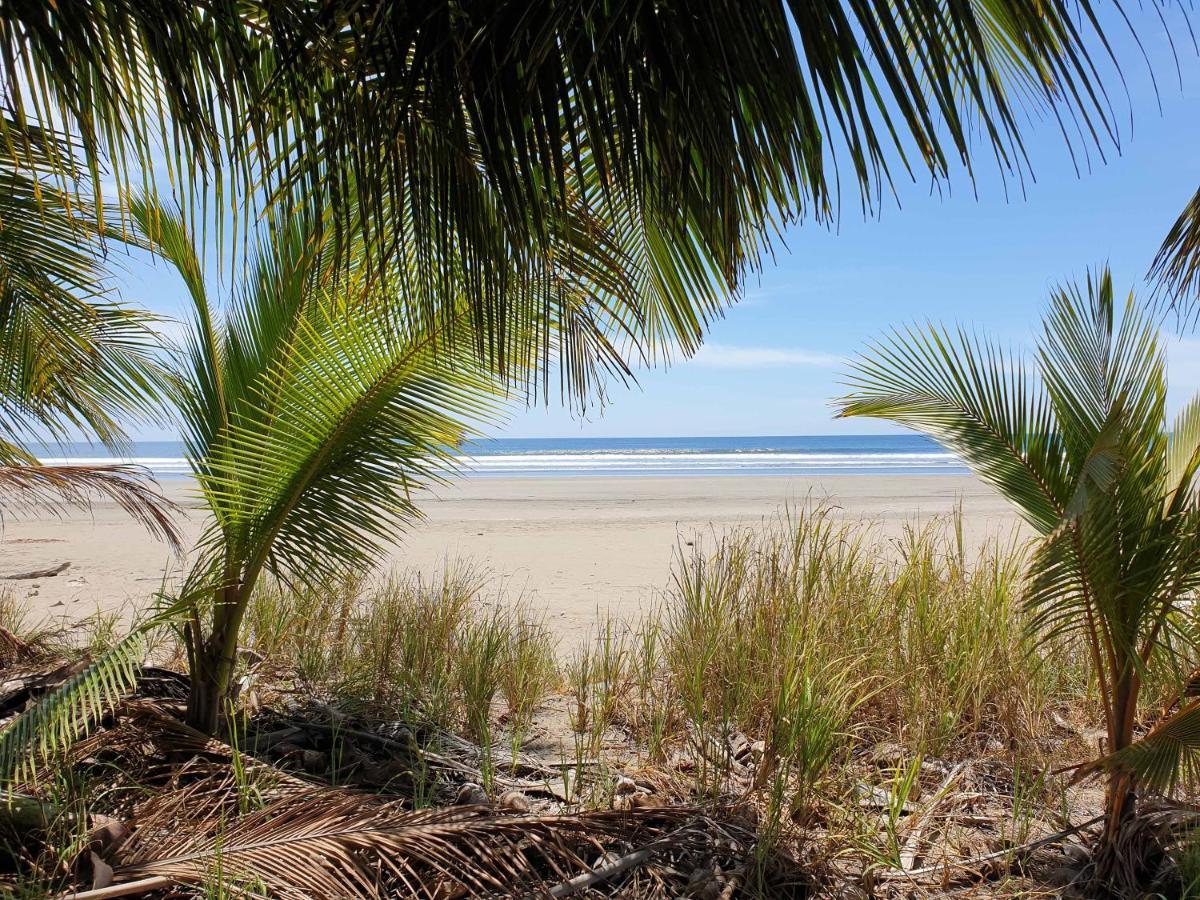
[688, 343, 843, 369]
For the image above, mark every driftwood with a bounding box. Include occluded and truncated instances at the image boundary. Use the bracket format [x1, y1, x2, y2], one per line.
[3, 561, 70, 580]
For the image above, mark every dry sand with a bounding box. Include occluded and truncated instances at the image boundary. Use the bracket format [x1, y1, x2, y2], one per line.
[0, 475, 1022, 641]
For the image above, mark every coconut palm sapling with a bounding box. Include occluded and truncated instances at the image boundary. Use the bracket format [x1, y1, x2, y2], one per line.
[838, 270, 1200, 884]
[132, 198, 505, 733]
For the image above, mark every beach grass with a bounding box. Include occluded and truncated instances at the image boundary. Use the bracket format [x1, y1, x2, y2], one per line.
[239, 564, 560, 737]
[227, 505, 1117, 793]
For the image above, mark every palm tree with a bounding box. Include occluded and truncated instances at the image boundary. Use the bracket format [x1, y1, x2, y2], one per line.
[123, 195, 519, 733]
[838, 270, 1200, 889]
[0, 0, 1139, 564]
[0, 122, 178, 544]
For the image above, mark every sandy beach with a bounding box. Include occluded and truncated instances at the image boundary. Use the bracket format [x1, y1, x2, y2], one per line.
[0, 480, 1022, 643]
[0, 475, 1022, 641]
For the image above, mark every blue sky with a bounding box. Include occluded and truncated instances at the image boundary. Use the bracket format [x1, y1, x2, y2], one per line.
[121, 10, 1200, 441]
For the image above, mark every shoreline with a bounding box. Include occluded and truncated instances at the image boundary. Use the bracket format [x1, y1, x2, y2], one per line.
[0, 474, 1021, 641]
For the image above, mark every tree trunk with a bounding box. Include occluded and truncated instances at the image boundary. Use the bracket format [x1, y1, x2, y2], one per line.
[1093, 663, 1142, 892]
[184, 585, 247, 734]
[1100, 769, 1136, 846]
[184, 644, 227, 735]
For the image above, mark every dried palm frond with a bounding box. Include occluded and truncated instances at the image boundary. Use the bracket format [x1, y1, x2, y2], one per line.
[0, 624, 34, 665]
[54, 700, 312, 796]
[0, 463, 181, 552]
[112, 772, 692, 899]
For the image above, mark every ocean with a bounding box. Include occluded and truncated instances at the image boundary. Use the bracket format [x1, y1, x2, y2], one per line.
[32, 434, 965, 478]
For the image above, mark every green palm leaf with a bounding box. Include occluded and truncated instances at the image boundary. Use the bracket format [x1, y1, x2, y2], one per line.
[0, 126, 177, 547]
[1076, 700, 1200, 794]
[0, 630, 146, 784]
[0, 141, 170, 449]
[1165, 395, 1200, 511]
[838, 323, 1069, 532]
[1, 0, 1134, 401]
[0, 592, 191, 783]
[1152, 186, 1200, 305]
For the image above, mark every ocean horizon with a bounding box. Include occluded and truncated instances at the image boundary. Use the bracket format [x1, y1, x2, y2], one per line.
[31, 434, 966, 478]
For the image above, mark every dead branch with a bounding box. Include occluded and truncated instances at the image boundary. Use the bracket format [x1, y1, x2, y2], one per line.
[51, 875, 171, 900]
[898, 760, 968, 870]
[548, 824, 698, 897]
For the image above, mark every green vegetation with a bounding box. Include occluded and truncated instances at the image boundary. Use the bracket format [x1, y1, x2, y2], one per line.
[126, 195, 512, 733]
[1, 1, 1125, 323]
[240, 566, 559, 739]
[840, 270, 1200, 890]
[0, 0, 1172, 752]
[27, 511, 1122, 892]
[4, 503, 1199, 894]
[0, 126, 177, 541]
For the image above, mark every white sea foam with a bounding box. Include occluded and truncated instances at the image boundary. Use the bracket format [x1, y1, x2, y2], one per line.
[463, 452, 960, 472]
[36, 449, 963, 477]
[39, 456, 193, 474]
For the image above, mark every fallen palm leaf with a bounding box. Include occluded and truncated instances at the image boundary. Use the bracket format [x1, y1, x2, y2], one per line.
[106, 773, 691, 899]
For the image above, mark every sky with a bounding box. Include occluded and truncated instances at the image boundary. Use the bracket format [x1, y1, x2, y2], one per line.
[118, 9, 1200, 441]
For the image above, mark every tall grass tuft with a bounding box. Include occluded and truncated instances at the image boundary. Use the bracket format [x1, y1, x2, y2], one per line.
[654, 506, 1094, 760]
[241, 564, 558, 740]
[599, 503, 1103, 838]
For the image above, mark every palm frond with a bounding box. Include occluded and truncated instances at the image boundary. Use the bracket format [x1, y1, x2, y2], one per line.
[1035, 269, 1164, 476]
[0, 1, 256, 227]
[1075, 699, 1200, 795]
[272, 0, 1122, 233]
[0, 463, 180, 550]
[113, 773, 689, 899]
[1165, 395, 1200, 510]
[837, 324, 1069, 532]
[0, 587, 205, 784]
[1151, 186, 1200, 307]
[0, 626, 146, 784]
[133, 197, 503, 594]
[1023, 521, 1097, 642]
[840, 268, 1200, 811]
[2, 0, 1134, 404]
[0, 152, 171, 449]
